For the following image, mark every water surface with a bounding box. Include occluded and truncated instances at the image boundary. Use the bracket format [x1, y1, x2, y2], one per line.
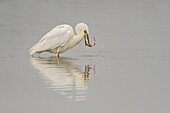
[0, 0, 170, 113]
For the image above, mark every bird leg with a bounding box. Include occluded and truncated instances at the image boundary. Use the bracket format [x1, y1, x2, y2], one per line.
[56, 47, 60, 58]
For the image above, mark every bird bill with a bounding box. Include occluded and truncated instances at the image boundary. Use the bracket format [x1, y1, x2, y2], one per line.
[84, 33, 96, 47]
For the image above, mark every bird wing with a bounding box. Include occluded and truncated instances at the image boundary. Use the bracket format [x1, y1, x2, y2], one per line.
[30, 25, 74, 55]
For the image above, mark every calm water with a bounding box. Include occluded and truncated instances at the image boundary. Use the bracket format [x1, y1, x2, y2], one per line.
[0, 0, 170, 113]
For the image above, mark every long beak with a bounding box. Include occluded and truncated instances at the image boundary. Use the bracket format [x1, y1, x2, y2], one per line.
[84, 32, 96, 47]
[84, 33, 90, 46]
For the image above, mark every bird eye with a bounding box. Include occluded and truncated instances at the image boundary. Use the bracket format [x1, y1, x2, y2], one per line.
[84, 30, 87, 33]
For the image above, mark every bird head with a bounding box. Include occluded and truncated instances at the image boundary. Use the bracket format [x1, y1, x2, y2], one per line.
[76, 23, 96, 47]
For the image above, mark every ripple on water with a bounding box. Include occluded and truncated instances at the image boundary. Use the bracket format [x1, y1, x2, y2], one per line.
[30, 57, 96, 101]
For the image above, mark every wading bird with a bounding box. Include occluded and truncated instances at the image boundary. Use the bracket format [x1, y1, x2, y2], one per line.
[29, 23, 96, 58]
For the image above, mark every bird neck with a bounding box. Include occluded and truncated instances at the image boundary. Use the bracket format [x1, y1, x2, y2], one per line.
[68, 27, 83, 48]
[73, 34, 83, 45]
[65, 34, 83, 50]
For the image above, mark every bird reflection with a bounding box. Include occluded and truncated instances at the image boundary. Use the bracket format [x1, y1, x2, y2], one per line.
[30, 57, 95, 101]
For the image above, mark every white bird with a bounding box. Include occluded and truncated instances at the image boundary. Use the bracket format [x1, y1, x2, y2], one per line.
[29, 23, 96, 58]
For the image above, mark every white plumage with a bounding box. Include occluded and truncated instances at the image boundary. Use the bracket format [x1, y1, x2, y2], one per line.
[29, 23, 96, 57]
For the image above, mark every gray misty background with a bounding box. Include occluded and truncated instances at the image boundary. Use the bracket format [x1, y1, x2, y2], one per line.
[0, 0, 170, 113]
